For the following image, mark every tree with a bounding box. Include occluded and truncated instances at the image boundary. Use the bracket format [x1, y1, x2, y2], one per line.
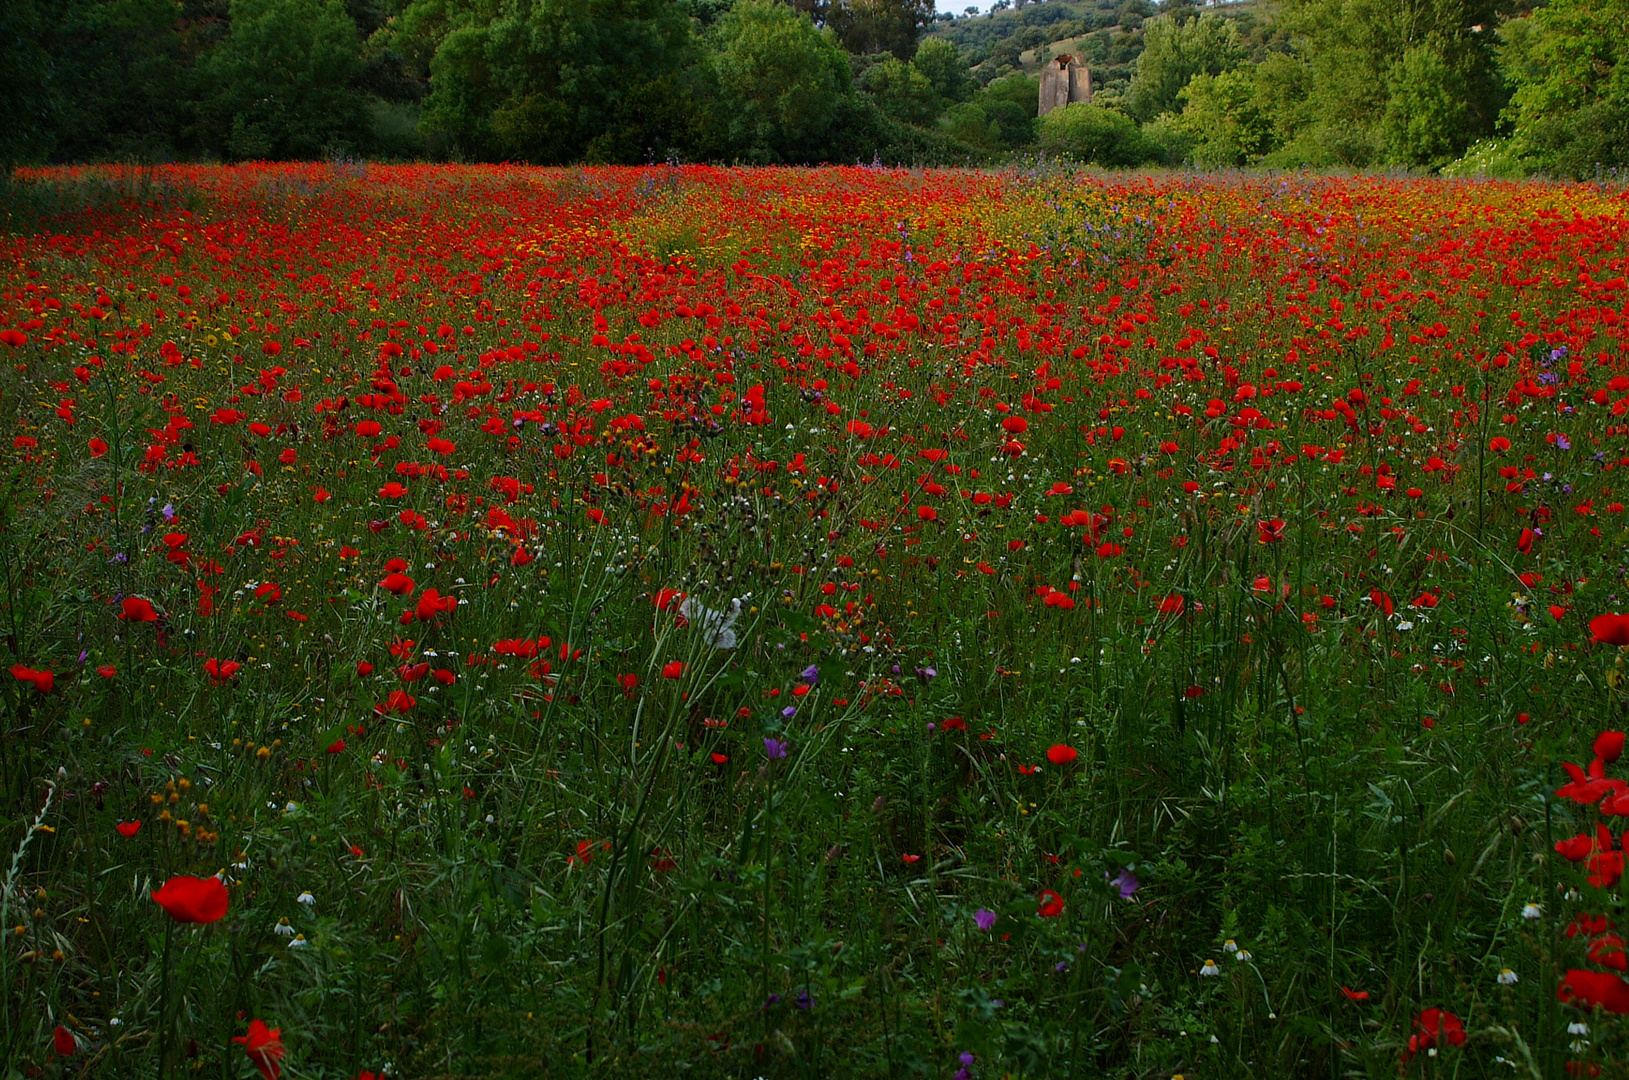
[1273, 0, 1506, 167]
[409, 0, 693, 163]
[706, 0, 852, 161]
[195, 0, 368, 158]
[912, 36, 971, 103]
[862, 57, 938, 125]
[0, 0, 57, 170]
[1381, 45, 1469, 166]
[1150, 66, 1275, 166]
[830, 0, 933, 60]
[1126, 12, 1245, 121]
[1502, 0, 1629, 177]
[54, 0, 189, 162]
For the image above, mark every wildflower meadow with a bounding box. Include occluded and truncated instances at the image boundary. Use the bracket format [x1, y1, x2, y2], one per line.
[5, 163, 1629, 1078]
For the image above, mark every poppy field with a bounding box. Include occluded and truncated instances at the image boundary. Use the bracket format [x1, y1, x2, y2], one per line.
[6, 163, 1629, 1079]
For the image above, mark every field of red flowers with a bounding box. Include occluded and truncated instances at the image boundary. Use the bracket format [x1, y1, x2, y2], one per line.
[3, 163, 1629, 1078]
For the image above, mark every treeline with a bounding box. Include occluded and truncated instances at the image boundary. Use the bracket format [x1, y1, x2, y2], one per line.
[0, 0, 995, 168]
[0, 0, 1624, 176]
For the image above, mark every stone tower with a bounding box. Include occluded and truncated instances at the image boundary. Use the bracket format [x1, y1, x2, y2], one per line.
[1038, 54, 1092, 117]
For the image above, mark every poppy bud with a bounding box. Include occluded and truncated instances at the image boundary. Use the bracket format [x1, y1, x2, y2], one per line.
[1596, 731, 1626, 765]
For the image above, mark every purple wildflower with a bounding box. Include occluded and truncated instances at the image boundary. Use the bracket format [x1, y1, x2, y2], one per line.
[1109, 868, 1139, 899]
[974, 909, 997, 931]
[763, 737, 788, 760]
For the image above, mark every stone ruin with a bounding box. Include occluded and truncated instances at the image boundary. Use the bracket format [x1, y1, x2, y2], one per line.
[1038, 54, 1092, 116]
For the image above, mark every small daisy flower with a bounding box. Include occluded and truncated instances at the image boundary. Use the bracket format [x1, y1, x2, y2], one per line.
[273, 917, 295, 937]
[1200, 959, 1220, 977]
[1497, 968, 1518, 985]
[1235, 947, 1252, 962]
[1521, 903, 1542, 919]
[296, 891, 315, 906]
[1222, 939, 1238, 953]
[288, 934, 308, 948]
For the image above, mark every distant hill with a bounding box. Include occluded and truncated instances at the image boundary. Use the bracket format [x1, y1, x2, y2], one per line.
[928, 0, 1277, 98]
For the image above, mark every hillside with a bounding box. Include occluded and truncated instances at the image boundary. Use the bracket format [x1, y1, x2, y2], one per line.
[929, 0, 1279, 96]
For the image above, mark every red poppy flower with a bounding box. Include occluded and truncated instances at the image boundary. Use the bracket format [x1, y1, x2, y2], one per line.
[1045, 744, 1078, 766]
[1037, 890, 1065, 917]
[1405, 1008, 1465, 1057]
[120, 596, 158, 622]
[10, 664, 52, 694]
[204, 658, 241, 683]
[327, 738, 346, 754]
[88, 437, 108, 457]
[115, 821, 141, 838]
[376, 690, 416, 715]
[233, 1020, 285, 1080]
[415, 589, 457, 622]
[1588, 933, 1628, 972]
[53, 1025, 75, 1056]
[662, 661, 684, 679]
[151, 875, 229, 923]
[1559, 969, 1629, 1014]
[1591, 614, 1629, 647]
[1589, 850, 1625, 890]
[1340, 985, 1370, 1001]
[379, 572, 415, 596]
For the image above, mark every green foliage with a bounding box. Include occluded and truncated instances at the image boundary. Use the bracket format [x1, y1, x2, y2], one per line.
[1036, 101, 1156, 165]
[912, 36, 973, 104]
[1381, 45, 1470, 168]
[0, 0, 59, 170]
[1146, 66, 1273, 167]
[413, 0, 694, 164]
[1502, 0, 1629, 179]
[1127, 11, 1245, 122]
[705, 0, 853, 162]
[831, 0, 933, 60]
[1269, 0, 1503, 168]
[1439, 137, 1529, 178]
[9, 0, 1629, 171]
[950, 72, 1040, 149]
[195, 0, 369, 159]
[862, 57, 939, 126]
[47, 0, 188, 164]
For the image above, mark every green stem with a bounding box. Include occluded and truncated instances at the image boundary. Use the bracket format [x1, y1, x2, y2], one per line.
[157, 918, 174, 1080]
